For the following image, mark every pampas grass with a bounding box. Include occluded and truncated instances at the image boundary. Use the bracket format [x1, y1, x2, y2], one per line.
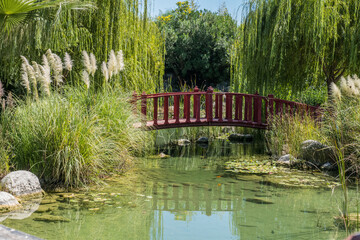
[82, 70, 90, 89]
[1, 87, 148, 187]
[64, 52, 73, 71]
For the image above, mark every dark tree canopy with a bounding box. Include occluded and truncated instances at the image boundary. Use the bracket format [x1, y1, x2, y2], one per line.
[231, 0, 360, 98]
[157, 1, 237, 89]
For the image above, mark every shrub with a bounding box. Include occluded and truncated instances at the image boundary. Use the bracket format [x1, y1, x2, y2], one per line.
[266, 112, 322, 158]
[1, 87, 147, 187]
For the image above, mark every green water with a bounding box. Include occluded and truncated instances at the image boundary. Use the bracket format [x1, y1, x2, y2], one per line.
[0, 141, 356, 239]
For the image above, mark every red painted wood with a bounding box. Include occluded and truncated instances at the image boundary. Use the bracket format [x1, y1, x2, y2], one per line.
[174, 95, 180, 124]
[196, 94, 201, 122]
[254, 95, 262, 123]
[206, 87, 213, 122]
[235, 95, 240, 120]
[218, 94, 223, 122]
[153, 97, 158, 125]
[141, 92, 147, 118]
[164, 96, 169, 124]
[184, 95, 191, 123]
[244, 96, 252, 121]
[226, 93, 233, 122]
[215, 94, 219, 119]
[193, 86, 199, 118]
[134, 90, 320, 130]
[267, 95, 274, 122]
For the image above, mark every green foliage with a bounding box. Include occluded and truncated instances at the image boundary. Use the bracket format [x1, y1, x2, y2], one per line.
[1, 87, 148, 187]
[322, 76, 360, 173]
[295, 85, 327, 106]
[157, 1, 237, 88]
[231, 0, 360, 98]
[266, 113, 322, 158]
[0, 0, 164, 94]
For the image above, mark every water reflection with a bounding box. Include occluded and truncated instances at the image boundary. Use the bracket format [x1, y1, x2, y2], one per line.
[0, 140, 350, 240]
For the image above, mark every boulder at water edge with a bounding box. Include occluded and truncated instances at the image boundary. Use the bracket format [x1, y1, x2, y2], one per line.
[197, 137, 209, 144]
[176, 139, 191, 146]
[228, 134, 253, 142]
[299, 140, 333, 166]
[1, 171, 43, 198]
[0, 192, 20, 213]
[276, 154, 296, 167]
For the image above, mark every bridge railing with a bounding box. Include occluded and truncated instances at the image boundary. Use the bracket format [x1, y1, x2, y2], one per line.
[132, 87, 320, 129]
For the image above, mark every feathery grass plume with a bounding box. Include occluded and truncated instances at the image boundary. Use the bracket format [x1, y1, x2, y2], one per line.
[6, 92, 14, 108]
[39, 66, 51, 96]
[347, 76, 359, 95]
[21, 63, 31, 94]
[101, 62, 109, 82]
[340, 76, 352, 96]
[53, 54, 63, 85]
[0, 81, 4, 99]
[82, 70, 90, 89]
[1, 99, 5, 111]
[116, 50, 125, 72]
[42, 54, 50, 70]
[331, 82, 341, 101]
[90, 53, 97, 76]
[82, 51, 91, 74]
[64, 52, 73, 71]
[31, 61, 41, 81]
[27, 65, 38, 99]
[353, 75, 360, 90]
[46, 49, 56, 69]
[107, 50, 117, 78]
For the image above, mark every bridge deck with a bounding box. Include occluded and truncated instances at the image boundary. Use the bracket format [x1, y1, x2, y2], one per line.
[135, 118, 267, 130]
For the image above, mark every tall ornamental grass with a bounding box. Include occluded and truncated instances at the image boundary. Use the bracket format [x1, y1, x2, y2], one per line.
[266, 112, 322, 158]
[1, 88, 147, 187]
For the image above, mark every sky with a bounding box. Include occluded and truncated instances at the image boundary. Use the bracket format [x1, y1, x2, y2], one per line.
[149, 0, 247, 21]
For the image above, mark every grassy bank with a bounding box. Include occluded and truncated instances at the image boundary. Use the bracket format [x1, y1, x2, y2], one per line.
[0, 87, 148, 187]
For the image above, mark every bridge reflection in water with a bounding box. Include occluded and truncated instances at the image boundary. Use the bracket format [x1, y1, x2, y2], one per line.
[151, 181, 237, 216]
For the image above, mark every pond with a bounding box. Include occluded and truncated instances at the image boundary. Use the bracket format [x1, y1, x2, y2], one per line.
[0, 140, 356, 239]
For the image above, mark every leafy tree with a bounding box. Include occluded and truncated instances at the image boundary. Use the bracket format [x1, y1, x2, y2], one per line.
[157, 1, 237, 88]
[0, 0, 165, 94]
[231, 0, 360, 98]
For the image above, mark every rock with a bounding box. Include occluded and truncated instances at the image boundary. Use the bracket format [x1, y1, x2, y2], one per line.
[321, 162, 337, 171]
[276, 154, 293, 166]
[228, 134, 253, 142]
[0, 192, 20, 213]
[196, 137, 209, 144]
[299, 140, 333, 166]
[158, 153, 170, 159]
[6, 198, 41, 220]
[176, 139, 190, 146]
[33, 215, 70, 223]
[276, 154, 301, 167]
[1, 171, 43, 198]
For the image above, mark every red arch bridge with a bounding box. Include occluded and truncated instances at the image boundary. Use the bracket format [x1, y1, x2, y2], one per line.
[132, 87, 320, 130]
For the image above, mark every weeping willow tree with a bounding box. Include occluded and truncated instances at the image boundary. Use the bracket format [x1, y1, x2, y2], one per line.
[231, 0, 360, 98]
[0, 0, 164, 94]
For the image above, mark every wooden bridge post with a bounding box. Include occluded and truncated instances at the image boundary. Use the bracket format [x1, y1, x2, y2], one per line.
[266, 94, 274, 123]
[174, 95, 180, 124]
[164, 96, 169, 124]
[254, 93, 262, 123]
[141, 92, 147, 126]
[218, 94, 223, 122]
[153, 97, 158, 126]
[226, 93, 233, 122]
[193, 86, 201, 122]
[206, 87, 214, 122]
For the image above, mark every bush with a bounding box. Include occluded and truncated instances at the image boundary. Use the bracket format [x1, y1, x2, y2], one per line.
[1, 87, 147, 187]
[266, 112, 322, 158]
